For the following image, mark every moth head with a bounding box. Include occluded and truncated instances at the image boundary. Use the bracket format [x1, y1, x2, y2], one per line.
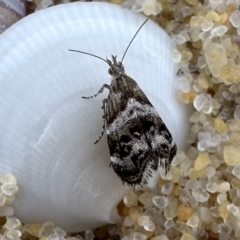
[107, 55, 125, 76]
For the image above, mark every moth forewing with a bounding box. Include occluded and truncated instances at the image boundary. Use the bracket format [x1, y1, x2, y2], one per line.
[69, 18, 177, 187]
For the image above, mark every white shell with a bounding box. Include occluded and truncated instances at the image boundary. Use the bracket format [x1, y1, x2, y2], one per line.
[0, 2, 190, 232]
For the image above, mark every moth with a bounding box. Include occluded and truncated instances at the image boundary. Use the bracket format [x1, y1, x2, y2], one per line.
[69, 18, 177, 187]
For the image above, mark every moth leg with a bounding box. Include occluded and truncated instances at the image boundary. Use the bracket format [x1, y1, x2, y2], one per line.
[82, 84, 110, 99]
[94, 98, 108, 144]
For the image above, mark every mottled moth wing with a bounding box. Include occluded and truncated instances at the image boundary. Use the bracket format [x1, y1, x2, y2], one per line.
[106, 75, 177, 186]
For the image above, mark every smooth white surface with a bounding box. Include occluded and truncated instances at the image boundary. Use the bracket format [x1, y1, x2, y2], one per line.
[0, 2, 189, 232]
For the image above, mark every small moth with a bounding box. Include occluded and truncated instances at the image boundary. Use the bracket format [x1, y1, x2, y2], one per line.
[69, 18, 177, 187]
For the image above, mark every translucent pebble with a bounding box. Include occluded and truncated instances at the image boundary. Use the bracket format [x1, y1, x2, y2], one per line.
[161, 183, 174, 195]
[189, 112, 200, 123]
[6, 229, 21, 239]
[236, 188, 240, 197]
[185, 179, 200, 190]
[234, 105, 240, 120]
[170, 167, 181, 183]
[206, 182, 217, 193]
[220, 66, 240, 84]
[197, 56, 206, 69]
[217, 182, 230, 193]
[211, 25, 228, 37]
[186, 212, 200, 228]
[210, 206, 220, 218]
[198, 207, 214, 224]
[0, 206, 14, 217]
[222, 90, 235, 101]
[54, 227, 66, 238]
[137, 215, 150, 226]
[123, 192, 138, 207]
[181, 6, 192, 17]
[179, 189, 190, 203]
[123, 216, 133, 227]
[201, 19, 214, 32]
[152, 196, 168, 209]
[177, 203, 193, 222]
[27, 223, 41, 237]
[164, 219, 174, 229]
[129, 208, 140, 223]
[218, 201, 230, 220]
[193, 93, 213, 114]
[171, 49, 182, 63]
[164, 197, 177, 220]
[189, 196, 198, 208]
[192, 189, 209, 202]
[145, 220, 156, 232]
[229, 84, 240, 94]
[172, 151, 188, 166]
[0, 174, 17, 185]
[172, 34, 187, 45]
[174, 221, 191, 234]
[1, 184, 18, 196]
[108, 225, 119, 236]
[0, 195, 7, 207]
[217, 192, 227, 204]
[232, 165, 240, 179]
[205, 166, 216, 180]
[224, 145, 240, 166]
[121, 0, 143, 11]
[194, 153, 210, 171]
[151, 235, 169, 240]
[4, 217, 21, 230]
[38, 222, 55, 238]
[180, 233, 195, 240]
[139, 192, 153, 206]
[204, 43, 227, 78]
[132, 232, 147, 240]
[231, 177, 240, 189]
[47, 233, 60, 240]
[214, 117, 227, 134]
[218, 223, 231, 235]
[190, 16, 205, 27]
[227, 203, 238, 213]
[176, 77, 190, 93]
[188, 168, 205, 179]
[143, 0, 162, 16]
[85, 230, 95, 240]
[230, 10, 240, 28]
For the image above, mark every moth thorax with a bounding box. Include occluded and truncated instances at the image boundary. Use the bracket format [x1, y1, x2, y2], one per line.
[107, 55, 125, 76]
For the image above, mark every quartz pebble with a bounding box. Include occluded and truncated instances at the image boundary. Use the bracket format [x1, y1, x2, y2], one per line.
[123, 192, 138, 207]
[204, 43, 227, 78]
[132, 232, 147, 240]
[186, 212, 200, 228]
[152, 196, 168, 209]
[192, 189, 209, 202]
[224, 145, 240, 166]
[177, 204, 193, 222]
[194, 153, 210, 170]
[232, 165, 240, 179]
[230, 10, 240, 28]
[220, 66, 240, 84]
[217, 182, 230, 193]
[151, 235, 169, 240]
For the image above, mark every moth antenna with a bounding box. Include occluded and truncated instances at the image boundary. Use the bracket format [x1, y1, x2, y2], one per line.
[69, 49, 110, 66]
[121, 18, 149, 63]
